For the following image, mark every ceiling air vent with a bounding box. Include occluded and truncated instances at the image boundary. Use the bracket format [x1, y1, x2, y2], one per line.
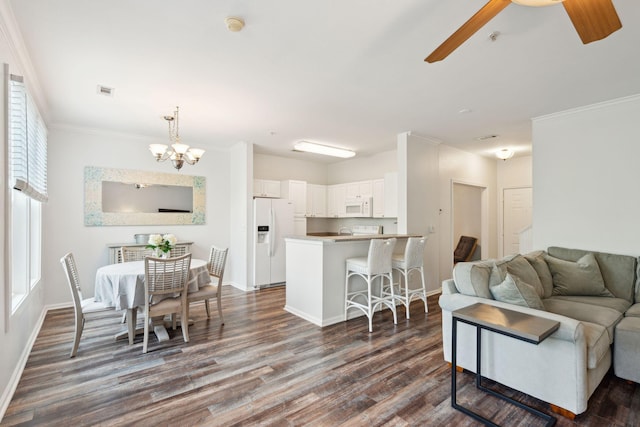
[475, 134, 498, 141]
[96, 85, 114, 97]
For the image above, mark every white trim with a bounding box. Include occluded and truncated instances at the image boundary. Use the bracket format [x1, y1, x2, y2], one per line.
[450, 179, 489, 260]
[403, 131, 442, 145]
[49, 123, 229, 153]
[0, 1, 48, 123]
[0, 304, 47, 421]
[533, 93, 640, 123]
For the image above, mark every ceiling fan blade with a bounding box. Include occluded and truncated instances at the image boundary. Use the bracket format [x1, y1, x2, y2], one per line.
[425, 0, 511, 63]
[562, 0, 622, 44]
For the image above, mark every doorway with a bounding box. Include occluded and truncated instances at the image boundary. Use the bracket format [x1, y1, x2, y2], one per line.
[452, 183, 484, 263]
[503, 187, 532, 256]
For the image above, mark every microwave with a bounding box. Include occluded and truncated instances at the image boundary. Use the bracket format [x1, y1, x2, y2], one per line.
[345, 197, 372, 217]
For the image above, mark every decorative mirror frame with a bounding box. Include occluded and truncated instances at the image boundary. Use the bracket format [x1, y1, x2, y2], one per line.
[84, 166, 206, 226]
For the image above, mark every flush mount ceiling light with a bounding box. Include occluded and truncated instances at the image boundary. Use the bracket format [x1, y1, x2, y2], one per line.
[293, 141, 356, 158]
[496, 148, 514, 160]
[149, 106, 205, 170]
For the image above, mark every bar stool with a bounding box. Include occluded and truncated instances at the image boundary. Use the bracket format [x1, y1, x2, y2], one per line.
[387, 236, 428, 319]
[345, 238, 397, 332]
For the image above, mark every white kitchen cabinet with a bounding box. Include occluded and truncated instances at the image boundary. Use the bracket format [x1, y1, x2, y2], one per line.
[280, 180, 307, 217]
[384, 172, 398, 218]
[372, 179, 385, 218]
[253, 179, 281, 198]
[327, 184, 346, 218]
[306, 184, 327, 217]
[345, 180, 373, 199]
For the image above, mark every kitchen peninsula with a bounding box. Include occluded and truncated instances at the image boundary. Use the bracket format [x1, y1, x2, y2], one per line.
[284, 233, 421, 327]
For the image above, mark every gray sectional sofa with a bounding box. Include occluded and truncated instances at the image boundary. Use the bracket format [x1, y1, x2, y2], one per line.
[439, 246, 640, 417]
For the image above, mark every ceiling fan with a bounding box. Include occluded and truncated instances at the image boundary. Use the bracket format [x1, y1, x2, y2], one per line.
[425, 0, 622, 63]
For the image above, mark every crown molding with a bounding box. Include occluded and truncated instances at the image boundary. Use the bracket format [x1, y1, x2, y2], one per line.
[0, 0, 49, 122]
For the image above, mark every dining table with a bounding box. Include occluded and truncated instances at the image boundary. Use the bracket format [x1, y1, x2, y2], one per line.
[94, 258, 211, 344]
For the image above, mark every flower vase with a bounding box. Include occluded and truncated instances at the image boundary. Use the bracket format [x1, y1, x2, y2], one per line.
[154, 249, 168, 259]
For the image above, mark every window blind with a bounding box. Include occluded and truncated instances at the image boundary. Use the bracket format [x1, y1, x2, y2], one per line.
[9, 74, 48, 202]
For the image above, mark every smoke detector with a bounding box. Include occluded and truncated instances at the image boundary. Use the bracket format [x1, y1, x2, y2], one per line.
[225, 17, 245, 32]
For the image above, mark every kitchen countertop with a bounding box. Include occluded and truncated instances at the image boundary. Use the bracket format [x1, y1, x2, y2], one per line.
[286, 233, 422, 243]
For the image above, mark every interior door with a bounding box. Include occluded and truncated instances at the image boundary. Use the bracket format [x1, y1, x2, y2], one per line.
[503, 187, 533, 256]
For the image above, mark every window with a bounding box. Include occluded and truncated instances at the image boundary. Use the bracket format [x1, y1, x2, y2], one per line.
[8, 73, 47, 311]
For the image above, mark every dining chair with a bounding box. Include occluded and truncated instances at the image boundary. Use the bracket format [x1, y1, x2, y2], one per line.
[120, 246, 155, 262]
[169, 245, 188, 257]
[60, 252, 113, 358]
[118, 246, 156, 323]
[188, 246, 228, 324]
[143, 253, 192, 353]
[386, 236, 428, 319]
[345, 238, 397, 332]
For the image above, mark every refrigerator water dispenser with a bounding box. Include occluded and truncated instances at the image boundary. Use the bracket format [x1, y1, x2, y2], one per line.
[257, 225, 269, 243]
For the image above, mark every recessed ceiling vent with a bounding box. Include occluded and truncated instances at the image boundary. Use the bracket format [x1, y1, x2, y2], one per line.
[96, 85, 114, 97]
[475, 134, 498, 141]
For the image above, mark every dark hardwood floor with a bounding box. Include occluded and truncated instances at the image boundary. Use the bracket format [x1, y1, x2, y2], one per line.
[2, 286, 639, 426]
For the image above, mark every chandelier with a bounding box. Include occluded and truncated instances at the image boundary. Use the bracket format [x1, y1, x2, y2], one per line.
[149, 106, 205, 170]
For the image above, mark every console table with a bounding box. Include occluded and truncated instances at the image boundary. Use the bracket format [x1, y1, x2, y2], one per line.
[106, 241, 193, 264]
[451, 303, 560, 426]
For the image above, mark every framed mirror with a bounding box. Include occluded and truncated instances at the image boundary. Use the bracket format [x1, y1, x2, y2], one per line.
[84, 166, 205, 226]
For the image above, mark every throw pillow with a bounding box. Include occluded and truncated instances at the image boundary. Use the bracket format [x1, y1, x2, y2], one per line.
[493, 254, 545, 298]
[490, 272, 546, 310]
[524, 250, 554, 298]
[545, 253, 614, 297]
[453, 261, 493, 299]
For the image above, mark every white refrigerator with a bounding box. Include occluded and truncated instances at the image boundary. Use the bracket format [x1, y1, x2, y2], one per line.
[253, 198, 295, 288]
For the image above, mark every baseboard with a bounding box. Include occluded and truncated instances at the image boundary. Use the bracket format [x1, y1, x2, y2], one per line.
[0, 305, 49, 421]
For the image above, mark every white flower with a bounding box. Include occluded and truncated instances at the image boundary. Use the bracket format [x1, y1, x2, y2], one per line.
[148, 234, 163, 246]
[163, 234, 177, 246]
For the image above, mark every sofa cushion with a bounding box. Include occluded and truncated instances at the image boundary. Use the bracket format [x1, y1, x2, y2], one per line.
[550, 295, 631, 314]
[582, 322, 610, 370]
[490, 272, 546, 310]
[453, 261, 494, 299]
[625, 303, 640, 318]
[493, 254, 545, 298]
[545, 253, 614, 297]
[524, 250, 554, 298]
[543, 298, 623, 343]
[548, 246, 636, 303]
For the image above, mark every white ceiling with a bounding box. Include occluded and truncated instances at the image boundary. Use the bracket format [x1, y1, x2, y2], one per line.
[8, 0, 640, 162]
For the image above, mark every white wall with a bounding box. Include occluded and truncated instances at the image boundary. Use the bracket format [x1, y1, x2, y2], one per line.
[45, 127, 231, 304]
[438, 144, 498, 283]
[229, 142, 252, 290]
[254, 153, 327, 184]
[327, 149, 397, 184]
[397, 133, 440, 293]
[533, 94, 640, 255]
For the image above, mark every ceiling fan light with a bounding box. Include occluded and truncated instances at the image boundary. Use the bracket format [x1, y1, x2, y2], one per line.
[511, 0, 565, 7]
[293, 141, 355, 158]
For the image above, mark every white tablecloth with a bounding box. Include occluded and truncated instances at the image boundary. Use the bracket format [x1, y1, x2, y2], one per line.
[94, 258, 210, 310]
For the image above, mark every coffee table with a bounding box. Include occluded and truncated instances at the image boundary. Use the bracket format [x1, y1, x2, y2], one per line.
[451, 303, 560, 426]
